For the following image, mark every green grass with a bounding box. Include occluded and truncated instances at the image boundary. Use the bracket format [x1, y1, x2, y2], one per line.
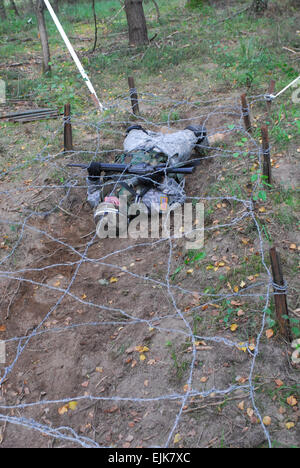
[1, 0, 299, 112]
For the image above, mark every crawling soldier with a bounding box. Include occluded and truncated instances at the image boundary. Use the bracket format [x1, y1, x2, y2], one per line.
[85, 124, 208, 237]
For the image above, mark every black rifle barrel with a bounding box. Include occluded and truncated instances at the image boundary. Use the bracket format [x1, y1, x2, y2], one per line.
[67, 162, 194, 175]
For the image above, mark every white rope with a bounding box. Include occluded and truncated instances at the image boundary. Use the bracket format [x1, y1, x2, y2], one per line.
[266, 75, 300, 101]
[43, 0, 105, 112]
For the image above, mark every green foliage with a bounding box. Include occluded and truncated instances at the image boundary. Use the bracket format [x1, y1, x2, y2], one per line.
[186, 0, 204, 8]
[165, 341, 189, 380]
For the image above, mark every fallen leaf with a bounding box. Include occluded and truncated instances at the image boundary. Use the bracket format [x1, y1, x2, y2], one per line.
[285, 422, 295, 430]
[147, 359, 156, 365]
[104, 405, 118, 414]
[200, 376, 208, 383]
[81, 381, 89, 388]
[68, 401, 78, 411]
[238, 401, 245, 411]
[58, 405, 69, 415]
[174, 433, 181, 444]
[135, 345, 149, 353]
[247, 408, 254, 418]
[237, 342, 247, 352]
[286, 395, 297, 407]
[289, 244, 297, 250]
[0, 325, 6, 332]
[230, 324, 238, 332]
[231, 300, 243, 306]
[275, 379, 284, 387]
[266, 329, 274, 339]
[110, 277, 118, 283]
[263, 416, 271, 426]
[237, 376, 247, 384]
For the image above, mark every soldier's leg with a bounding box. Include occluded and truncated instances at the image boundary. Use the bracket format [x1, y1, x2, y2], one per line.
[94, 184, 135, 239]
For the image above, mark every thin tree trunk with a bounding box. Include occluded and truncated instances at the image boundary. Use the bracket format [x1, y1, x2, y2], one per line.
[36, 0, 51, 74]
[0, 0, 7, 20]
[151, 0, 160, 23]
[124, 0, 149, 46]
[251, 0, 268, 14]
[92, 0, 98, 52]
[9, 0, 20, 16]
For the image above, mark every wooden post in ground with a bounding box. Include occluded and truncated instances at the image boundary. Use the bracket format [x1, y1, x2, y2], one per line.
[261, 125, 271, 185]
[266, 79, 276, 114]
[64, 103, 73, 152]
[241, 94, 252, 133]
[128, 76, 140, 115]
[269, 247, 291, 342]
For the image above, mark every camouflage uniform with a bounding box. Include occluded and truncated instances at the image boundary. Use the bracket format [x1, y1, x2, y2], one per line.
[86, 125, 208, 230]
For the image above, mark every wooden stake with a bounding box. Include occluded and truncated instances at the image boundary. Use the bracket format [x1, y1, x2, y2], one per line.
[269, 247, 291, 342]
[64, 103, 73, 152]
[261, 125, 271, 185]
[241, 94, 252, 133]
[128, 76, 140, 115]
[266, 79, 276, 114]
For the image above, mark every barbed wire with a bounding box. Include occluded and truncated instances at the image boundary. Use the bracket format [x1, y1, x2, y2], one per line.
[0, 90, 290, 448]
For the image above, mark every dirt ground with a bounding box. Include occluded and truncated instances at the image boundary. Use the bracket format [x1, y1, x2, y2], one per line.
[0, 93, 299, 448]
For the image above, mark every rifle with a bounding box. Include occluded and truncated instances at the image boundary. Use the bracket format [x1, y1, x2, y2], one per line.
[67, 161, 195, 185]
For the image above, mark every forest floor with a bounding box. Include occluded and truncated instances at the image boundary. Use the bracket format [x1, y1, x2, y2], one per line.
[0, 0, 299, 448]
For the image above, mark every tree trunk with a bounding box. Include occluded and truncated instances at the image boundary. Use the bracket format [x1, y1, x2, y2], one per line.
[0, 0, 7, 20]
[91, 0, 98, 52]
[251, 0, 268, 14]
[124, 0, 149, 46]
[36, 0, 51, 74]
[9, 0, 20, 16]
